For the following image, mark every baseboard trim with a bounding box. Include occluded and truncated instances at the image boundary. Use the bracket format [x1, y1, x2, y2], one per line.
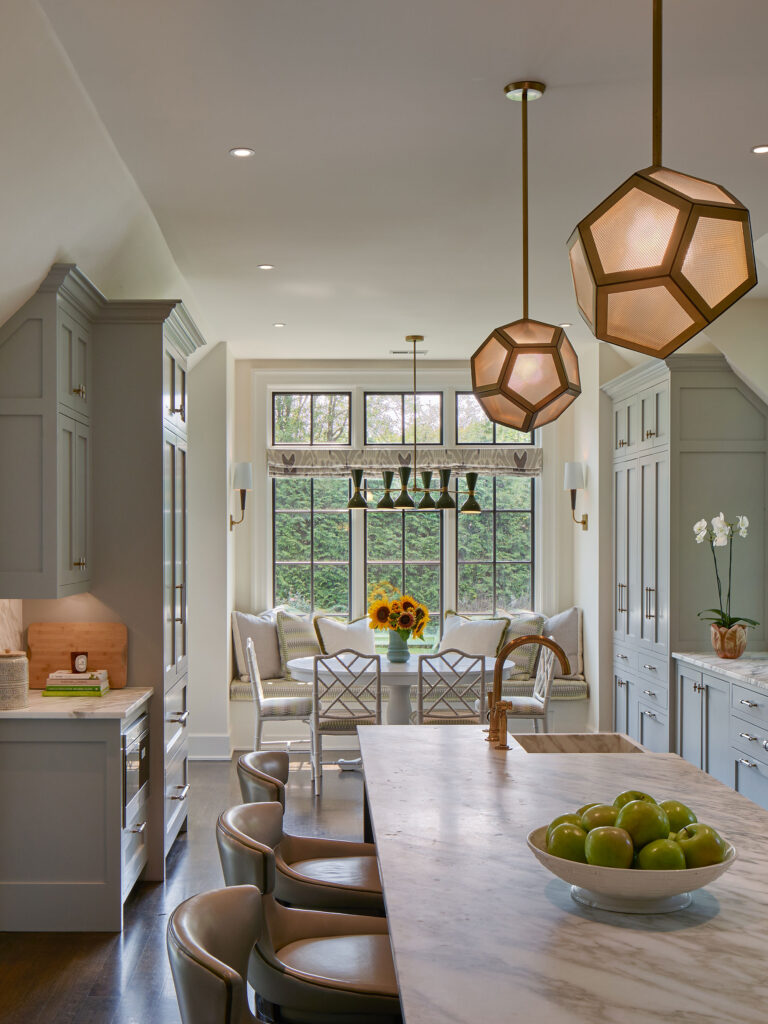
[189, 732, 232, 761]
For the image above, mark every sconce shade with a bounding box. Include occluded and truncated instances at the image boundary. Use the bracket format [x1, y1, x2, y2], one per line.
[563, 461, 585, 491]
[471, 319, 581, 432]
[567, 166, 757, 358]
[232, 462, 253, 490]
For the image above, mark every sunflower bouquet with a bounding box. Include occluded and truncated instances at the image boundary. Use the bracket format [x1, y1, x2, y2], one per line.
[368, 582, 430, 641]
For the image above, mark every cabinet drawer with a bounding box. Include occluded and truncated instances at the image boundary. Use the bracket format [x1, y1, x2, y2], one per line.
[165, 740, 189, 855]
[638, 702, 669, 753]
[732, 684, 768, 727]
[730, 713, 768, 759]
[637, 682, 668, 709]
[733, 749, 768, 813]
[613, 646, 637, 672]
[165, 676, 189, 757]
[122, 789, 148, 901]
[637, 653, 667, 685]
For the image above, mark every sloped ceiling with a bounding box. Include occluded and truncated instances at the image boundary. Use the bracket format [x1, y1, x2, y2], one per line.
[13, 0, 768, 363]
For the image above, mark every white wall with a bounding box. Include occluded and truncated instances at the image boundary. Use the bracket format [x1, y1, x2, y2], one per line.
[706, 300, 768, 408]
[188, 341, 235, 759]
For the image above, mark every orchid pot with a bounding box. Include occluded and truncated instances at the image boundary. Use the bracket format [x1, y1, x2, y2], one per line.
[710, 624, 747, 660]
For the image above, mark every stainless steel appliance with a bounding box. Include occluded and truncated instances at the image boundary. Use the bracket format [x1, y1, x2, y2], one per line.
[122, 714, 149, 825]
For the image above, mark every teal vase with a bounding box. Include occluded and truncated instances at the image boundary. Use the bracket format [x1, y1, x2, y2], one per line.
[387, 629, 410, 663]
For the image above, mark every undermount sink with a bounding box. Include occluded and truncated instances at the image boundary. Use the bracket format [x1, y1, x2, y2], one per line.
[511, 732, 645, 754]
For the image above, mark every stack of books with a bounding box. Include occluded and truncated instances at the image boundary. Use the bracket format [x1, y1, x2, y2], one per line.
[43, 669, 110, 697]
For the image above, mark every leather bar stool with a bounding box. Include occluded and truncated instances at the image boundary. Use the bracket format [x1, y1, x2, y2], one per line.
[167, 884, 261, 1024]
[217, 800, 384, 915]
[237, 750, 289, 808]
[216, 833, 401, 1023]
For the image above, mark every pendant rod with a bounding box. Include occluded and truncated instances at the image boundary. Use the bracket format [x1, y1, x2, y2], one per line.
[521, 86, 529, 320]
[652, 0, 662, 166]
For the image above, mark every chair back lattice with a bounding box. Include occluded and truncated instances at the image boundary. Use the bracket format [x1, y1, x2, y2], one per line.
[417, 650, 485, 723]
[245, 637, 267, 708]
[533, 642, 557, 710]
[313, 651, 382, 725]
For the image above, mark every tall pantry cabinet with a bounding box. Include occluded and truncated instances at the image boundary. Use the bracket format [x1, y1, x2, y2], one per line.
[93, 300, 204, 878]
[604, 356, 768, 756]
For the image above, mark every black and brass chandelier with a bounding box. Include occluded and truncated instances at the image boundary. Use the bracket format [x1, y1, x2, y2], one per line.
[347, 336, 481, 513]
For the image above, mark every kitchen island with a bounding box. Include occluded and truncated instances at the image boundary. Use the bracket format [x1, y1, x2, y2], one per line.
[0, 687, 152, 931]
[359, 726, 768, 1024]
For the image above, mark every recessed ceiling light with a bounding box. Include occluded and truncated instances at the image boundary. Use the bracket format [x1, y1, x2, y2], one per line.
[257, 264, 274, 270]
[273, 323, 286, 328]
[559, 322, 572, 329]
[751, 144, 768, 154]
[229, 147, 255, 158]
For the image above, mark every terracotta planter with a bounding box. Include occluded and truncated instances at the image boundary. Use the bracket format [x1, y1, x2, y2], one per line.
[710, 623, 747, 660]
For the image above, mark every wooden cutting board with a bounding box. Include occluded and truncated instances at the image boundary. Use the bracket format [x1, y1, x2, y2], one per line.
[27, 622, 128, 689]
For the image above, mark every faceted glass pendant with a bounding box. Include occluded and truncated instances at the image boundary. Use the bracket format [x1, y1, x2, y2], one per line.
[567, 166, 757, 358]
[471, 319, 581, 431]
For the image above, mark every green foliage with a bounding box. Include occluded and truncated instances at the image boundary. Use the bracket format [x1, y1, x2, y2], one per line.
[273, 393, 350, 445]
[456, 393, 532, 445]
[365, 393, 442, 444]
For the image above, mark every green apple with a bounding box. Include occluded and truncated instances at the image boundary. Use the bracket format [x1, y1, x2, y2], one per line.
[584, 826, 634, 868]
[546, 813, 582, 847]
[615, 800, 670, 848]
[580, 804, 618, 832]
[613, 790, 657, 810]
[673, 823, 728, 868]
[636, 838, 686, 870]
[548, 823, 588, 863]
[576, 802, 600, 816]
[659, 799, 697, 833]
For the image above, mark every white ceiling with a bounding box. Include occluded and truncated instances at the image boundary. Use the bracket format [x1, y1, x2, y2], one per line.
[38, 0, 768, 359]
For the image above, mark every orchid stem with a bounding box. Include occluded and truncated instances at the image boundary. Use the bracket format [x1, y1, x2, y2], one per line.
[727, 532, 733, 625]
[710, 539, 724, 623]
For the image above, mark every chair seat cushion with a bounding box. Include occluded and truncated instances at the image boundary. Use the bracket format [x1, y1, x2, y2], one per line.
[261, 696, 313, 718]
[421, 715, 480, 725]
[277, 934, 398, 996]
[316, 716, 377, 732]
[286, 855, 382, 893]
[503, 696, 546, 716]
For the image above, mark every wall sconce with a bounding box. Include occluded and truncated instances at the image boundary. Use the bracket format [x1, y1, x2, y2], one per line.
[230, 462, 253, 531]
[563, 462, 588, 531]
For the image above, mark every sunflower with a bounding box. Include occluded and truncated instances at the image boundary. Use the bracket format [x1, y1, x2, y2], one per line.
[397, 610, 416, 631]
[389, 600, 402, 615]
[400, 595, 417, 613]
[368, 599, 392, 630]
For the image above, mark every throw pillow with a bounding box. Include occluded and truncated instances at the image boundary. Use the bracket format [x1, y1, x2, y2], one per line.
[314, 615, 375, 656]
[439, 611, 510, 657]
[499, 611, 546, 678]
[542, 607, 583, 678]
[232, 609, 284, 681]
[276, 610, 322, 678]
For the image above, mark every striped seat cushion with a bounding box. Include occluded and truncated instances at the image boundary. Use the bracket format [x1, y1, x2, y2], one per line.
[315, 716, 378, 732]
[503, 696, 546, 716]
[261, 696, 313, 718]
[420, 714, 480, 725]
[501, 678, 589, 701]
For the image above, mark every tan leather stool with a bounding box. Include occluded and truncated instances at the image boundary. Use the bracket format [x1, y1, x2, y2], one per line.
[237, 750, 290, 808]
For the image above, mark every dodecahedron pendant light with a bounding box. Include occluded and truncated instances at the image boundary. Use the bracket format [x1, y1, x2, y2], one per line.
[567, 0, 757, 358]
[471, 82, 581, 432]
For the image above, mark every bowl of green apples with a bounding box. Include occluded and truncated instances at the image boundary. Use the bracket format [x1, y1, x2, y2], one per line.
[527, 789, 736, 914]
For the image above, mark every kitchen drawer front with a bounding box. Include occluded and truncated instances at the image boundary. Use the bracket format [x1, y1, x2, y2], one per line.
[731, 684, 768, 727]
[165, 675, 189, 757]
[637, 702, 669, 753]
[122, 789, 148, 901]
[637, 652, 667, 685]
[613, 645, 637, 673]
[730, 713, 768, 760]
[733, 748, 768, 813]
[637, 681, 668, 710]
[165, 740, 189, 855]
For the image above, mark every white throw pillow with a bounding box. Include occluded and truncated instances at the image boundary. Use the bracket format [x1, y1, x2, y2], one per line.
[314, 615, 375, 656]
[438, 612, 509, 658]
[542, 607, 583, 678]
[232, 609, 284, 681]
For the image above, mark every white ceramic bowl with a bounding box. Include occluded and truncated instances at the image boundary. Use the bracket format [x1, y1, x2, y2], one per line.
[527, 825, 736, 914]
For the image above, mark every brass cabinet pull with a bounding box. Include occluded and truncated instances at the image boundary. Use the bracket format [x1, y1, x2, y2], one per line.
[644, 586, 656, 620]
[617, 583, 627, 614]
[174, 582, 184, 623]
[170, 400, 186, 419]
[127, 820, 147, 835]
[645, 428, 656, 439]
[740, 699, 758, 709]
[643, 689, 656, 697]
[617, 439, 627, 448]
[739, 758, 757, 769]
[72, 384, 87, 399]
[740, 732, 757, 741]
[169, 710, 189, 726]
[616, 679, 625, 688]
[73, 558, 87, 569]
[170, 784, 190, 801]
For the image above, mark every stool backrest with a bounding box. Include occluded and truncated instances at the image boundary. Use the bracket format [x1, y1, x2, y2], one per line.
[217, 803, 281, 893]
[237, 751, 289, 808]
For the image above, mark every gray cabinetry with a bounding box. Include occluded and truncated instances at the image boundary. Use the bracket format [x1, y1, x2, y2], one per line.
[676, 666, 730, 785]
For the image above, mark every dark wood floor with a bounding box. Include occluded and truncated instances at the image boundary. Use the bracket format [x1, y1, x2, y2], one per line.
[0, 759, 365, 1024]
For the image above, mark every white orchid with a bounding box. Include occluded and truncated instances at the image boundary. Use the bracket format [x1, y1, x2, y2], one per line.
[737, 515, 749, 538]
[711, 512, 730, 536]
[713, 533, 729, 547]
[695, 511, 758, 634]
[693, 518, 708, 534]
[696, 531, 708, 544]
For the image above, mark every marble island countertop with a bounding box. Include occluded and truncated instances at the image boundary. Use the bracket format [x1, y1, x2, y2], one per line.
[673, 650, 768, 689]
[0, 687, 152, 720]
[360, 726, 768, 1024]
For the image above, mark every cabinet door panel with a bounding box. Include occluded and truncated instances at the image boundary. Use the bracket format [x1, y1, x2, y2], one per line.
[73, 421, 90, 583]
[57, 416, 76, 587]
[733, 752, 768, 812]
[613, 464, 629, 639]
[58, 312, 90, 418]
[626, 461, 641, 643]
[702, 675, 731, 786]
[174, 439, 188, 680]
[614, 675, 628, 734]
[625, 677, 640, 743]
[638, 703, 668, 752]
[677, 668, 703, 767]
[639, 452, 669, 652]
[638, 382, 669, 451]
[163, 435, 176, 687]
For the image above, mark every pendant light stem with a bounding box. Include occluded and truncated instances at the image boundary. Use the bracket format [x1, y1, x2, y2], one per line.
[412, 338, 417, 477]
[652, 0, 662, 166]
[521, 86, 529, 319]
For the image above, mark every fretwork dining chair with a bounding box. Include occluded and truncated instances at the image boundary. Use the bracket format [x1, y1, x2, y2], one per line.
[310, 651, 382, 796]
[416, 650, 486, 725]
[246, 637, 312, 751]
[501, 641, 559, 733]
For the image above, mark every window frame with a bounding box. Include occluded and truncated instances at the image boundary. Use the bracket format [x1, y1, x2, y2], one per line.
[454, 476, 535, 615]
[272, 477, 352, 615]
[454, 391, 535, 446]
[272, 391, 352, 447]
[363, 391, 444, 446]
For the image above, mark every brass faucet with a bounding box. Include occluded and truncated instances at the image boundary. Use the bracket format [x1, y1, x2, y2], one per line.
[486, 635, 571, 749]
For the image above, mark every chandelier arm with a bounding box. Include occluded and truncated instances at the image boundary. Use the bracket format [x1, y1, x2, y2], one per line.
[653, 0, 662, 166]
[521, 86, 529, 319]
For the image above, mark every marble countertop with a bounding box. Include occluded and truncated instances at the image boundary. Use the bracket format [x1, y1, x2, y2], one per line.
[359, 726, 768, 1024]
[0, 687, 153, 720]
[673, 651, 768, 689]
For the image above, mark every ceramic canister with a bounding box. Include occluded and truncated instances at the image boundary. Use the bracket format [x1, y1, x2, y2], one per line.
[0, 651, 29, 710]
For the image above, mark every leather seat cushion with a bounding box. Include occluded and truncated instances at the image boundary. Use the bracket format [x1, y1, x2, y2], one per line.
[287, 855, 382, 893]
[277, 934, 398, 996]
